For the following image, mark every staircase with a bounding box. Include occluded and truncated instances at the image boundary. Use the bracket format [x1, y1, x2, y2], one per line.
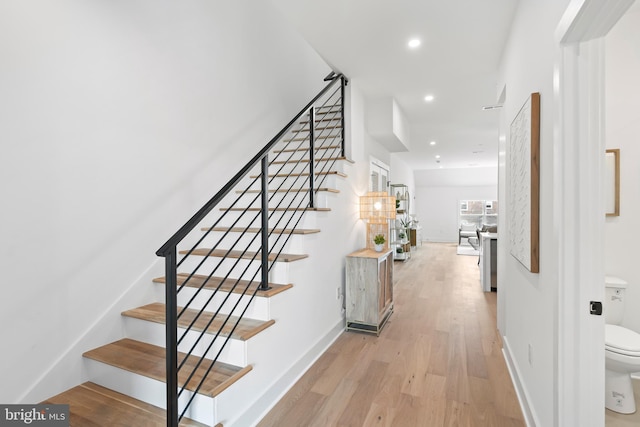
[40, 73, 350, 426]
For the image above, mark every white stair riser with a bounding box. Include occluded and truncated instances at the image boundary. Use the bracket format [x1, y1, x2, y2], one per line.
[122, 317, 247, 366]
[84, 358, 216, 426]
[208, 208, 322, 229]
[257, 173, 340, 190]
[196, 231, 307, 256]
[271, 147, 343, 163]
[173, 284, 270, 320]
[268, 161, 345, 178]
[177, 256, 292, 285]
[231, 190, 332, 209]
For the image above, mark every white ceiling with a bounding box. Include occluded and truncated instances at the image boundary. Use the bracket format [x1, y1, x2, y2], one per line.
[271, 0, 519, 171]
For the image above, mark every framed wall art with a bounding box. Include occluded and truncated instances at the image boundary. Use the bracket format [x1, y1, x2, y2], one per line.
[508, 92, 540, 273]
[605, 148, 620, 217]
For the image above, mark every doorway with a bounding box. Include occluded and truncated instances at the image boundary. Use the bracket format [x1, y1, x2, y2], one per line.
[555, 0, 636, 425]
[369, 158, 390, 192]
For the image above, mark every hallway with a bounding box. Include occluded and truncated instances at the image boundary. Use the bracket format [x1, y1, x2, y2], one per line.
[258, 242, 525, 426]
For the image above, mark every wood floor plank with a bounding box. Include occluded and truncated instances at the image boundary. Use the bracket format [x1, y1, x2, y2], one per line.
[336, 360, 389, 427]
[256, 243, 525, 427]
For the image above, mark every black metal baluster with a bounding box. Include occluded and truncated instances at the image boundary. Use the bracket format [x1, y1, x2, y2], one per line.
[340, 76, 346, 158]
[165, 248, 178, 427]
[308, 107, 315, 208]
[260, 155, 270, 291]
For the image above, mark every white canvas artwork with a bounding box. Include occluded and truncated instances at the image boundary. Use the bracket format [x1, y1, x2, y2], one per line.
[508, 93, 540, 273]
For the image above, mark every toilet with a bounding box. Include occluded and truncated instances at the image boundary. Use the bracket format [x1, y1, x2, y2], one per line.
[605, 276, 640, 414]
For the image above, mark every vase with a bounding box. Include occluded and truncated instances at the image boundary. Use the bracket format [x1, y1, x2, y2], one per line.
[374, 244, 383, 252]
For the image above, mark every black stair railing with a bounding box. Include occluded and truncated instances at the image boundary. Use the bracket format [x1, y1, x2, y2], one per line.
[156, 72, 347, 426]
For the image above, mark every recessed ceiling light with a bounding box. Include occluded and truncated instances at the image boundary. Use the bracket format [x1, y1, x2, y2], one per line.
[435, 155, 441, 159]
[429, 141, 436, 146]
[408, 39, 421, 49]
[424, 94, 435, 102]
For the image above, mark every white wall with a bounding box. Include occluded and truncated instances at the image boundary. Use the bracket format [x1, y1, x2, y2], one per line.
[0, 0, 334, 404]
[390, 155, 415, 214]
[412, 167, 497, 242]
[605, 5, 640, 333]
[496, 0, 571, 425]
[415, 185, 497, 242]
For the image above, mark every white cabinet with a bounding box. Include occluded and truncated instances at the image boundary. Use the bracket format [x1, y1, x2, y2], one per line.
[345, 249, 394, 335]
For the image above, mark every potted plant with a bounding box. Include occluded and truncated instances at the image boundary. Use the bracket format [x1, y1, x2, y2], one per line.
[400, 218, 413, 243]
[373, 234, 385, 252]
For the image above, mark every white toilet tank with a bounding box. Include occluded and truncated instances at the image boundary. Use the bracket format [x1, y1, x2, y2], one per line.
[605, 276, 628, 325]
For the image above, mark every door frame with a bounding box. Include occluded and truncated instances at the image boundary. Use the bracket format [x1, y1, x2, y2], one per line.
[554, 0, 635, 424]
[369, 157, 390, 192]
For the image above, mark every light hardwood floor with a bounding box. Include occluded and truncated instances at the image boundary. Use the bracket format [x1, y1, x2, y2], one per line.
[258, 242, 525, 427]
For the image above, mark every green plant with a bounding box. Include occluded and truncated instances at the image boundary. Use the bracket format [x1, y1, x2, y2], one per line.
[373, 234, 385, 245]
[396, 247, 404, 253]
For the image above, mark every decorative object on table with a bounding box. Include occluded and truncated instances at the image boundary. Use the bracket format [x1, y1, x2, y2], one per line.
[373, 234, 386, 252]
[605, 148, 620, 217]
[390, 183, 411, 261]
[359, 191, 396, 251]
[508, 92, 540, 273]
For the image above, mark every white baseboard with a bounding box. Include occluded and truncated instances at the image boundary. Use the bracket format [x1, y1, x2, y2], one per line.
[229, 319, 344, 427]
[502, 336, 538, 427]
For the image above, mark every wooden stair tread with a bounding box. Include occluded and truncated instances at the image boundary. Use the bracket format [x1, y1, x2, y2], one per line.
[290, 125, 341, 132]
[83, 339, 252, 398]
[237, 187, 339, 194]
[250, 170, 347, 179]
[282, 135, 338, 142]
[274, 145, 342, 153]
[122, 303, 275, 341]
[154, 273, 293, 297]
[201, 227, 320, 235]
[180, 248, 309, 262]
[314, 108, 342, 114]
[298, 117, 341, 125]
[42, 382, 207, 427]
[270, 156, 354, 165]
[220, 207, 330, 212]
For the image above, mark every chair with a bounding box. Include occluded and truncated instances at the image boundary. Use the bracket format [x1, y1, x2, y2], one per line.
[458, 221, 477, 245]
